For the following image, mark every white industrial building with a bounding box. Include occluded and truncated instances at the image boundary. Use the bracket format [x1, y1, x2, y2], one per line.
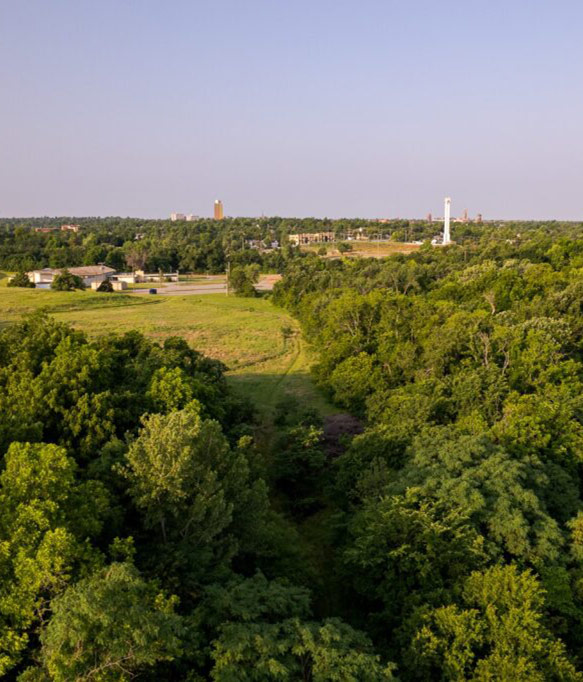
[27, 265, 116, 288]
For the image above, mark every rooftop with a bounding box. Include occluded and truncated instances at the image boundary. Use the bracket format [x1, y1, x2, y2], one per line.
[28, 265, 116, 277]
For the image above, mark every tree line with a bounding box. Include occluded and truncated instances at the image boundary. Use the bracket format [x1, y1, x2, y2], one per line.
[5, 215, 574, 275]
[270, 224, 583, 679]
[0, 216, 401, 275]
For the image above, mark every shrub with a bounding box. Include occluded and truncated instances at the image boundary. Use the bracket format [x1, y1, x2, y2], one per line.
[229, 265, 260, 297]
[7, 271, 35, 288]
[96, 279, 114, 292]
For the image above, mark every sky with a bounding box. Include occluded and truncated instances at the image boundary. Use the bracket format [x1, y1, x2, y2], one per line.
[1, 0, 582, 220]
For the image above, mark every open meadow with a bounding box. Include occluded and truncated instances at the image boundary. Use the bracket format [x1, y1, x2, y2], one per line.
[0, 283, 334, 418]
[300, 240, 421, 258]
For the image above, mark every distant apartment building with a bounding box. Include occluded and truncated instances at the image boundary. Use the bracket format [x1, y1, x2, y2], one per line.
[214, 200, 224, 220]
[170, 213, 198, 222]
[288, 232, 335, 246]
[34, 224, 80, 233]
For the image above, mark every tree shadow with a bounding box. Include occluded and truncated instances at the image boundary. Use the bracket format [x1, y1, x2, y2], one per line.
[227, 371, 336, 419]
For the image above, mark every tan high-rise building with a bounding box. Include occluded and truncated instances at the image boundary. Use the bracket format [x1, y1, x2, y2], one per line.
[214, 199, 224, 220]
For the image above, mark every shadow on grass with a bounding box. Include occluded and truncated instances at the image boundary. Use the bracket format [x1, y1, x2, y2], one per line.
[227, 370, 336, 418]
[41, 295, 164, 314]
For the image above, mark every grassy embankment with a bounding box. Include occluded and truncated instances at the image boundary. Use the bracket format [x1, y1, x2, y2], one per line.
[0, 283, 334, 418]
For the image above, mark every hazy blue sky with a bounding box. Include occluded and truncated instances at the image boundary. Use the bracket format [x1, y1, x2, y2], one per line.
[1, 0, 582, 219]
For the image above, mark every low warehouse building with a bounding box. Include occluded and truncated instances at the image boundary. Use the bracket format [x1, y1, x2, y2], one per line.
[27, 265, 116, 288]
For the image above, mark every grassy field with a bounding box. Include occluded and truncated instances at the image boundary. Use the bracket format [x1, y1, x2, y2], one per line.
[301, 240, 421, 258]
[0, 284, 334, 418]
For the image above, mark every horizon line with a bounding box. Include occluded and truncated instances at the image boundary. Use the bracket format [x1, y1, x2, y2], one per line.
[1, 215, 582, 223]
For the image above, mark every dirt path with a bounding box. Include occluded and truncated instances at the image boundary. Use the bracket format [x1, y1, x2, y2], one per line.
[322, 413, 363, 457]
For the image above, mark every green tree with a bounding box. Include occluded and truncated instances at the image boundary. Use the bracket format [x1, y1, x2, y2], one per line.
[123, 243, 148, 271]
[383, 428, 565, 564]
[121, 409, 268, 583]
[51, 269, 85, 291]
[346, 489, 486, 639]
[410, 565, 582, 681]
[211, 618, 395, 681]
[7, 271, 35, 288]
[147, 366, 202, 414]
[0, 442, 108, 676]
[327, 352, 383, 414]
[229, 264, 260, 297]
[38, 562, 183, 681]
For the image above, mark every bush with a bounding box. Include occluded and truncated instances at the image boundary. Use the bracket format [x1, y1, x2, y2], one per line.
[337, 242, 352, 253]
[96, 279, 114, 292]
[51, 269, 85, 291]
[7, 271, 35, 288]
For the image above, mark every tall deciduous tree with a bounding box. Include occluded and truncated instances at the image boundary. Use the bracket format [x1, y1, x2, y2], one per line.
[37, 562, 183, 682]
[410, 565, 581, 681]
[121, 409, 268, 584]
[211, 618, 396, 681]
[0, 442, 107, 676]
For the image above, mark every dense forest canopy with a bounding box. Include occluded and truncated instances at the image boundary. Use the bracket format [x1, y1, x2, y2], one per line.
[3, 220, 583, 679]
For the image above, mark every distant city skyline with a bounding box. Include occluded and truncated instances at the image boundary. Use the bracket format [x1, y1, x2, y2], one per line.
[1, 1, 582, 220]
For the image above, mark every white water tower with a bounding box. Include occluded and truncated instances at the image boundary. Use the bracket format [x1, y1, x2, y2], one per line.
[443, 197, 451, 245]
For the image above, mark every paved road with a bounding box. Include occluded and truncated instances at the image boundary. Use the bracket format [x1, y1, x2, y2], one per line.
[130, 275, 280, 296]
